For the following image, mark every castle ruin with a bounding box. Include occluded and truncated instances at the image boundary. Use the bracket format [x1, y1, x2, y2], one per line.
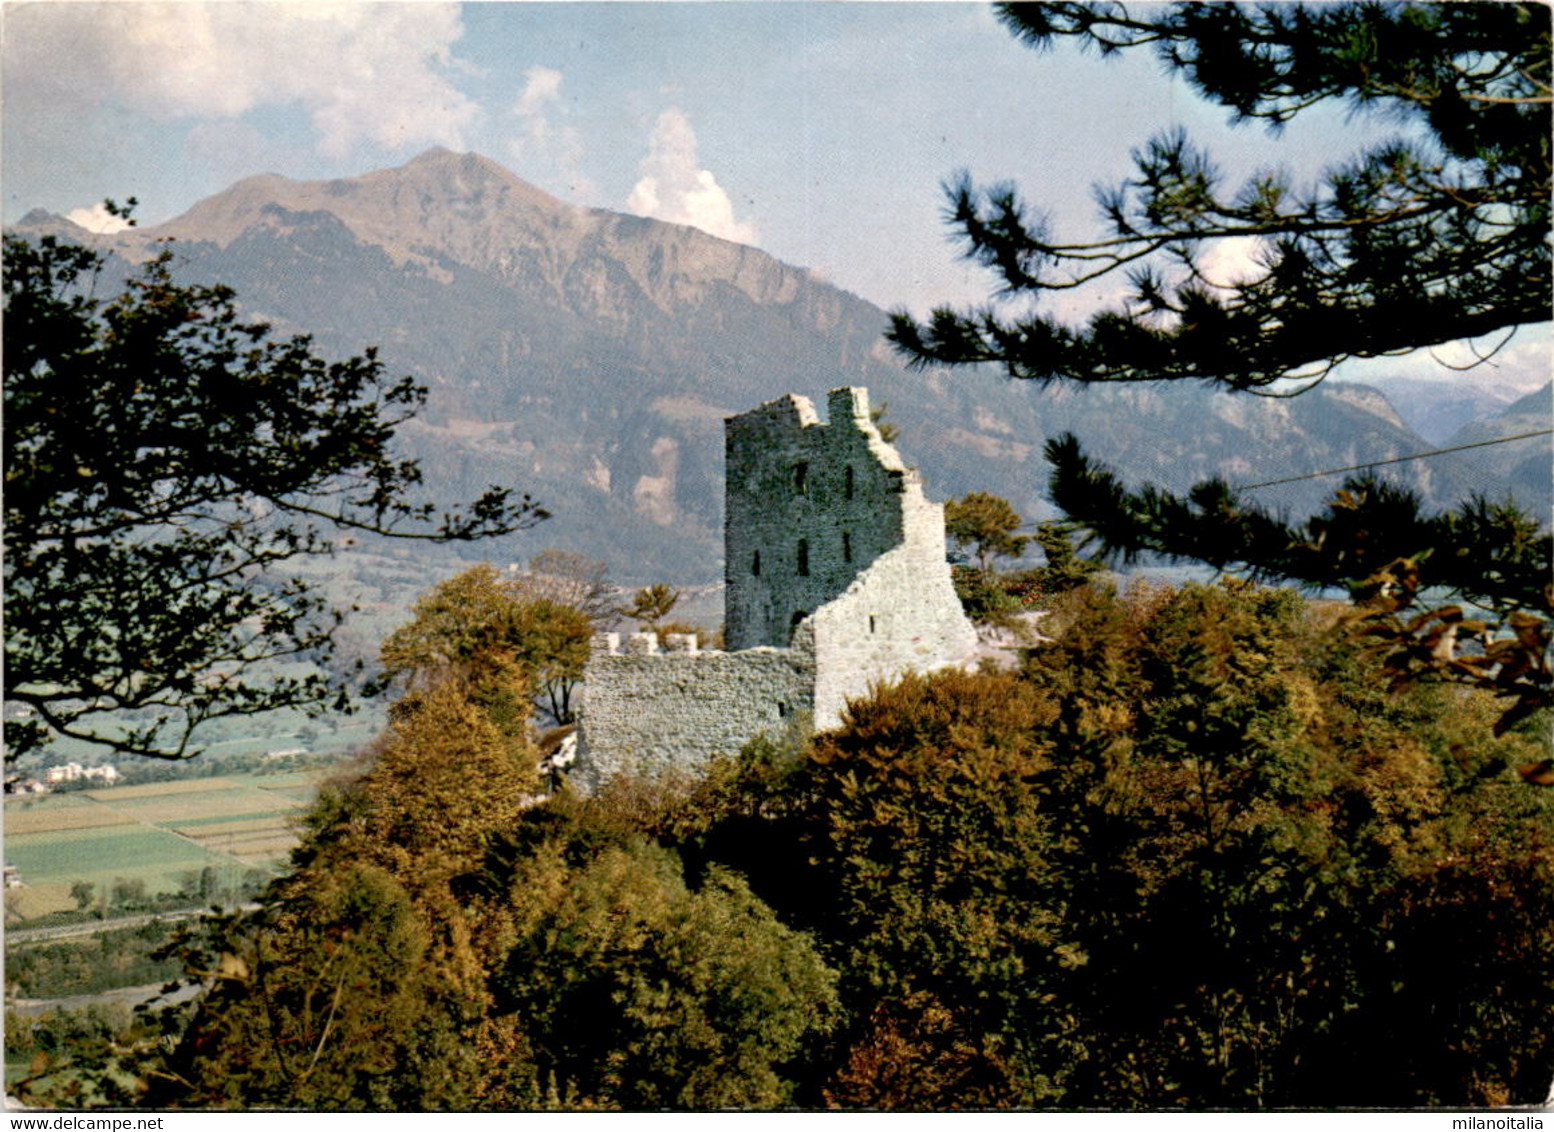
[573, 387, 978, 790]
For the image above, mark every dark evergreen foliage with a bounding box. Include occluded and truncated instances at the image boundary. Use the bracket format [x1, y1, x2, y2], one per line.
[888, 3, 1552, 727]
[889, 2, 1551, 390]
[1046, 435, 1553, 730]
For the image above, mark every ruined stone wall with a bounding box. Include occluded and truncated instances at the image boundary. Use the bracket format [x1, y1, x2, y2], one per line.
[573, 630, 815, 791]
[809, 491, 980, 729]
[724, 388, 910, 650]
[575, 385, 976, 787]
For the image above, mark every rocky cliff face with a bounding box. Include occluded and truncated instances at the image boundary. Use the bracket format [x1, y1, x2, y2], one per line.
[1433, 382, 1554, 509]
[12, 149, 1537, 583]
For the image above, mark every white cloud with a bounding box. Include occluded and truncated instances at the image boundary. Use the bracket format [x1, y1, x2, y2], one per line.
[1404, 325, 1554, 391]
[65, 203, 134, 234]
[627, 108, 759, 245]
[515, 66, 565, 121]
[1195, 236, 1267, 289]
[7, 3, 479, 159]
[511, 67, 577, 161]
[506, 66, 594, 199]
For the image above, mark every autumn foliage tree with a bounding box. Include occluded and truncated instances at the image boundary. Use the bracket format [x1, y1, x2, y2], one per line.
[144, 677, 540, 1110]
[3, 232, 545, 763]
[379, 564, 592, 727]
[107, 565, 836, 1112]
[59, 576, 1548, 1111]
[675, 579, 1553, 1108]
[125, 558, 564, 1108]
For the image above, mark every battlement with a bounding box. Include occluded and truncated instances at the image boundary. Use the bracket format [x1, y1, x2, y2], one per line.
[590, 632, 705, 656]
[574, 632, 815, 792]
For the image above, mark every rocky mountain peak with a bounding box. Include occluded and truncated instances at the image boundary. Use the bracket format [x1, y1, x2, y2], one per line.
[13, 207, 74, 230]
[140, 149, 593, 278]
[368, 146, 576, 214]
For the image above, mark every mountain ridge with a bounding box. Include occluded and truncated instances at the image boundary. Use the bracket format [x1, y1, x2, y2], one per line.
[9, 149, 1544, 586]
[85, 148, 848, 319]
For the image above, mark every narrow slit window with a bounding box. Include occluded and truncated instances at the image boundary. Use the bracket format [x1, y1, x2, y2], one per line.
[844, 465, 854, 500]
[794, 462, 809, 494]
[797, 538, 809, 576]
[751, 549, 761, 576]
[842, 532, 852, 563]
[776, 701, 789, 718]
[869, 614, 877, 634]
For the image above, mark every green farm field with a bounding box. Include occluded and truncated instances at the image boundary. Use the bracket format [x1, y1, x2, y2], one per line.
[4, 774, 320, 922]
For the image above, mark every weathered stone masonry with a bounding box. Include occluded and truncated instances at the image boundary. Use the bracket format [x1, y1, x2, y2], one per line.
[574, 387, 977, 790]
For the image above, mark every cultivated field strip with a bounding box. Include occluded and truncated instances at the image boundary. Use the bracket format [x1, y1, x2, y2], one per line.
[190, 835, 299, 864]
[4, 803, 139, 835]
[83, 777, 250, 799]
[93, 787, 296, 825]
[4, 773, 321, 921]
[5, 826, 231, 884]
[169, 814, 299, 837]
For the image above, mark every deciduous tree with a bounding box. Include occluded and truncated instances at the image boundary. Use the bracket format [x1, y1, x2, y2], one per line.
[672, 579, 1552, 1107]
[378, 564, 591, 727]
[511, 549, 616, 626]
[498, 839, 839, 1109]
[944, 491, 1029, 576]
[4, 232, 546, 764]
[144, 674, 544, 1111]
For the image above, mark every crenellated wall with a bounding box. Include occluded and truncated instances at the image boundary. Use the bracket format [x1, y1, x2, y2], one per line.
[574, 387, 977, 787]
[572, 629, 815, 793]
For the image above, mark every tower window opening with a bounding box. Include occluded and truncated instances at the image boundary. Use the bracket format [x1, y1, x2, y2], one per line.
[842, 532, 852, 563]
[776, 701, 789, 718]
[752, 550, 761, 576]
[869, 614, 877, 634]
[844, 465, 854, 499]
[794, 462, 809, 494]
[797, 538, 809, 576]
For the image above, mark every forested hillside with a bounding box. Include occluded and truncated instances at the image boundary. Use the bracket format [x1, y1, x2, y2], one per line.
[16, 575, 1549, 1110]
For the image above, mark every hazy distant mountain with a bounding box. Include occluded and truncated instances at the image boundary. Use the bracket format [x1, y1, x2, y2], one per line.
[11, 149, 1542, 584]
[1340, 376, 1528, 445]
[1426, 382, 1554, 510]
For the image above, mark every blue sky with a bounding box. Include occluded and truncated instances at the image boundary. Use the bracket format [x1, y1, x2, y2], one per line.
[4, 1, 1548, 386]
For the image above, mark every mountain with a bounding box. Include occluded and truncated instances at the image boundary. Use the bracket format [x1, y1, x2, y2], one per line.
[1428, 382, 1554, 509]
[10, 149, 1544, 587]
[1338, 375, 1535, 445]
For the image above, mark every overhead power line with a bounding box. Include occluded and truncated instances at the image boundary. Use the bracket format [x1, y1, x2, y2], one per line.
[1237, 429, 1553, 492]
